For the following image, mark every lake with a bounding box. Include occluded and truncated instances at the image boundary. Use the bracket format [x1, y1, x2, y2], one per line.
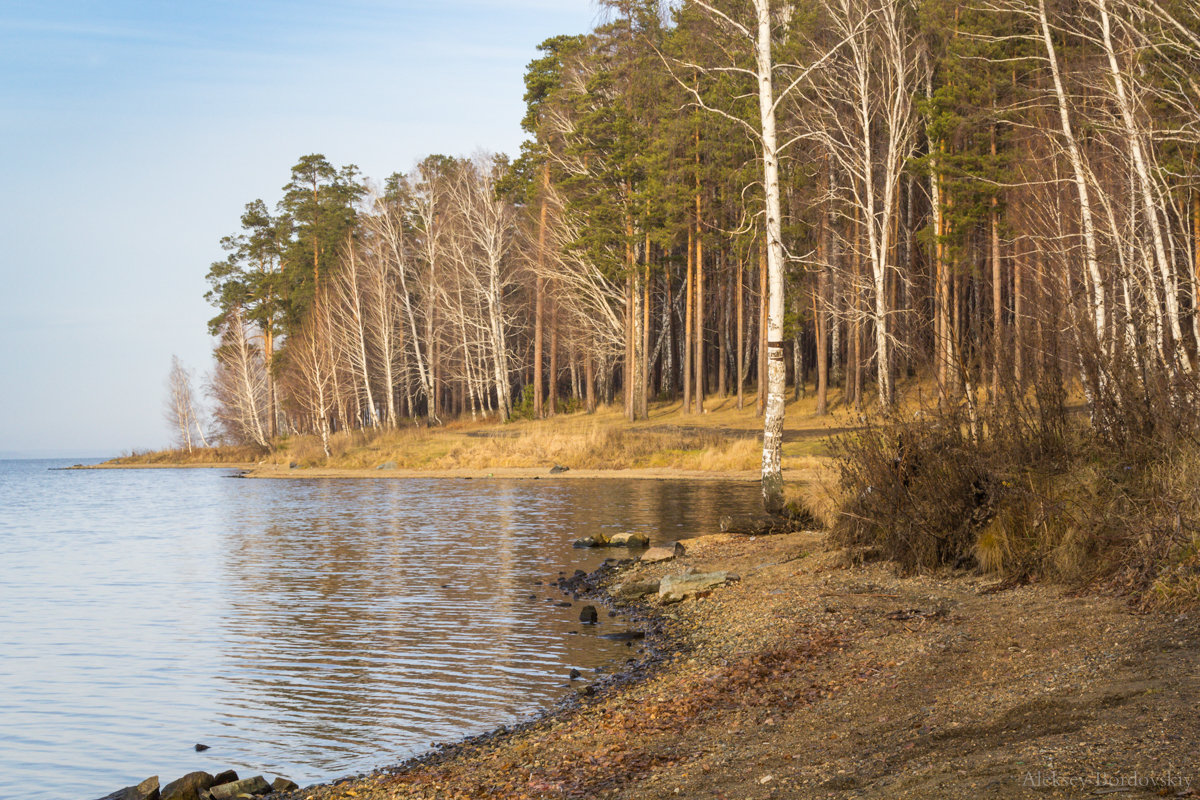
[0, 460, 762, 799]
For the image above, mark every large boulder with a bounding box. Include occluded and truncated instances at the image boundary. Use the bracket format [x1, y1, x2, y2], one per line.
[658, 571, 735, 604]
[162, 772, 215, 800]
[97, 776, 160, 800]
[207, 776, 272, 799]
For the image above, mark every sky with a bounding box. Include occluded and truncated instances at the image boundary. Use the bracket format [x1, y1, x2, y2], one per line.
[0, 0, 600, 458]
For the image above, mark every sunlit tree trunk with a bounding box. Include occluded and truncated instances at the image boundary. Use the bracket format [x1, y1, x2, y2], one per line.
[1037, 0, 1107, 350]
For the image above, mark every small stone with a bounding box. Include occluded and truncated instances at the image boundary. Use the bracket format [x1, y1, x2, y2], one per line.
[211, 771, 238, 787]
[193, 743, 210, 752]
[579, 605, 598, 624]
[569, 668, 582, 680]
[96, 776, 159, 800]
[271, 777, 299, 793]
[162, 772, 216, 800]
[607, 532, 650, 548]
[207, 776, 271, 799]
[573, 536, 603, 548]
[641, 546, 677, 564]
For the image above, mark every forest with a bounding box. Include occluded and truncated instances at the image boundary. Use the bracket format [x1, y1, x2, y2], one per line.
[170, 0, 1200, 518]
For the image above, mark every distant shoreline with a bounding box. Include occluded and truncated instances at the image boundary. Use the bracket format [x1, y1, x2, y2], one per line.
[74, 462, 256, 470]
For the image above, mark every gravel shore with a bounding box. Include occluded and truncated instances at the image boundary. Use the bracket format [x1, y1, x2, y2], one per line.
[281, 531, 1199, 800]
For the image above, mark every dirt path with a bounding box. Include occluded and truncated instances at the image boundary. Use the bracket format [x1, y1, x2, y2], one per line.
[280, 532, 1198, 800]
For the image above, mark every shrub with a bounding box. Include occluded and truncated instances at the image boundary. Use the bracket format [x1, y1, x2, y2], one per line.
[829, 391, 1200, 607]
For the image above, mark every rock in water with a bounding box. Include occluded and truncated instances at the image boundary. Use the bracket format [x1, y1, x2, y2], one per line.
[96, 776, 160, 800]
[572, 535, 608, 548]
[271, 777, 300, 793]
[207, 776, 271, 799]
[569, 668, 582, 680]
[162, 772, 215, 800]
[658, 571, 733, 604]
[579, 605, 598, 624]
[607, 532, 650, 548]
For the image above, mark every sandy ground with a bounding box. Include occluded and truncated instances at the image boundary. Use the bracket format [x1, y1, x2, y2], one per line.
[276, 531, 1199, 800]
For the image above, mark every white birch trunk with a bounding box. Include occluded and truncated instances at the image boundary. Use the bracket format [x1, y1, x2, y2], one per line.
[754, 0, 787, 514]
[1037, 0, 1108, 350]
[1096, 0, 1188, 369]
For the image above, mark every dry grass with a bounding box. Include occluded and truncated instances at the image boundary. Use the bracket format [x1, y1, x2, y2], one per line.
[828, 394, 1200, 609]
[271, 417, 763, 472]
[263, 392, 850, 474]
[436, 425, 754, 470]
[107, 444, 265, 466]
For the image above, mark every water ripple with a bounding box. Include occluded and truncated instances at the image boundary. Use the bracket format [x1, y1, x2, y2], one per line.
[0, 460, 760, 799]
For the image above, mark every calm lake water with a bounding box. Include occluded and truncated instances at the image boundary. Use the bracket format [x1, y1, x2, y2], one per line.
[0, 459, 762, 800]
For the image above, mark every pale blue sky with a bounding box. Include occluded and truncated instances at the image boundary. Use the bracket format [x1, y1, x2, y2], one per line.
[0, 0, 598, 457]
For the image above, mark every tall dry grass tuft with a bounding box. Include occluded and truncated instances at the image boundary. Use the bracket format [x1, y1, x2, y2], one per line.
[829, 388, 1200, 607]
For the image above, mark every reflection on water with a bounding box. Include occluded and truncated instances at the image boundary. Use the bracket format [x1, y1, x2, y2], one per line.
[0, 462, 761, 800]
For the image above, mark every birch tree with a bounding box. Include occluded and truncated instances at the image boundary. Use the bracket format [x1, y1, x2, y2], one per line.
[210, 309, 270, 449]
[165, 355, 202, 452]
[331, 235, 381, 428]
[680, 0, 850, 512]
[805, 0, 921, 408]
[287, 297, 336, 457]
[446, 155, 520, 420]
